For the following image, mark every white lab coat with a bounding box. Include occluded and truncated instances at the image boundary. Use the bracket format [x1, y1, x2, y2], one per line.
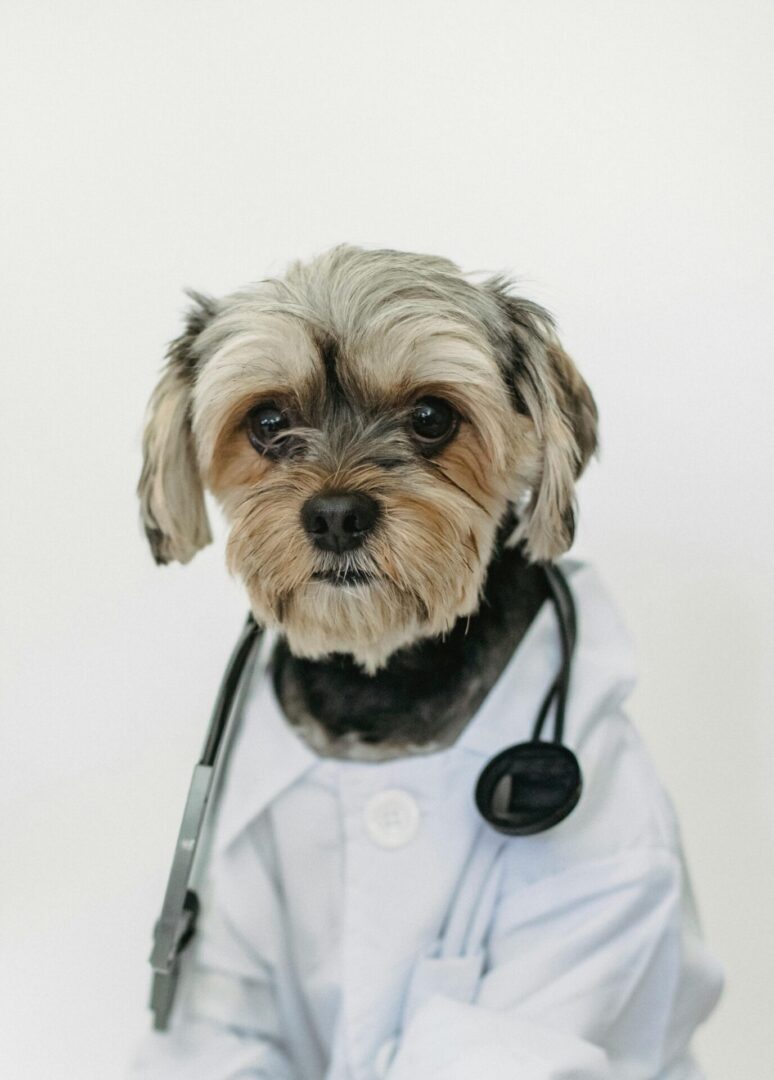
[129, 562, 722, 1080]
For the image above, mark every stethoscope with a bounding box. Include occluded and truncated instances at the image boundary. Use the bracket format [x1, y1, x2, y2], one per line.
[147, 562, 581, 1030]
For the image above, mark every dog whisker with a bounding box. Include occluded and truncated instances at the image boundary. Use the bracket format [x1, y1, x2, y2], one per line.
[425, 459, 492, 517]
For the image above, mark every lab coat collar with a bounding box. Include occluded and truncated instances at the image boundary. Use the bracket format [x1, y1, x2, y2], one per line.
[212, 560, 636, 854]
[212, 631, 318, 855]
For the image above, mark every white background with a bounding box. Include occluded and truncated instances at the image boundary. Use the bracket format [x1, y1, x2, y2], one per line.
[2, 1, 772, 1076]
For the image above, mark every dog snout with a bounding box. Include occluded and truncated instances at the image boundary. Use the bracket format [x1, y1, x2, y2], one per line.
[301, 492, 380, 553]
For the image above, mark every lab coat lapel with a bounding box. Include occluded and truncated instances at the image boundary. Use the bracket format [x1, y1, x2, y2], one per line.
[212, 633, 318, 854]
[455, 573, 561, 760]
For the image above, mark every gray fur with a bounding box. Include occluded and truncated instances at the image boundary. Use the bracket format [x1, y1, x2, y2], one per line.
[137, 292, 217, 563]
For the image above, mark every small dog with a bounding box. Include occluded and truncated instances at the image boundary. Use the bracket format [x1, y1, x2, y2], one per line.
[139, 245, 596, 727]
[134, 248, 723, 1078]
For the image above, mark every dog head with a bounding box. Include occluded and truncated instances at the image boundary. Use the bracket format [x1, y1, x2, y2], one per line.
[139, 245, 597, 671]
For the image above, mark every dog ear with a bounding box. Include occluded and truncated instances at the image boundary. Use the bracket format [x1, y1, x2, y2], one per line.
[489, 285, 598, 562]
[138, 292, 217, 565]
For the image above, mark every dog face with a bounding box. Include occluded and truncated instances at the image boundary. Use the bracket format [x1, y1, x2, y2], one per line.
[139, 246, 597, 671]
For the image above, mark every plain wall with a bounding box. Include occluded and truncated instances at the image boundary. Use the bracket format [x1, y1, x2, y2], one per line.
[2, 1, 772, 1075]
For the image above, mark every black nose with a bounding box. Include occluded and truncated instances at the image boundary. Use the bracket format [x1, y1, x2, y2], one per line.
[301, 492, 380, 553]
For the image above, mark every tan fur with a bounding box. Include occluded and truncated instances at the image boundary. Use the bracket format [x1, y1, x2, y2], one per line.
[138, 245, 598, 669]
[219, 435, 503, 671]
[138, 365, 211, 564]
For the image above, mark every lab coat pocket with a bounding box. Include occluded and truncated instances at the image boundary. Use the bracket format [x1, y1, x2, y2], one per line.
[401, 949, 484, 1030]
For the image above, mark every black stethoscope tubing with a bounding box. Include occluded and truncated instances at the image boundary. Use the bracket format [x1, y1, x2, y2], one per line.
[532, 563, 577, 744]
[473, 563, 582, 836]
[200, 614, 262, 767]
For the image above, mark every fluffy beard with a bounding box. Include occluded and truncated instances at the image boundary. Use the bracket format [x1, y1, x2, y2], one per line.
[225, 470, 505, 673]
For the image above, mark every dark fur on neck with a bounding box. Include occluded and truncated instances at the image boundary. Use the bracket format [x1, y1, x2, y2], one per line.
[272, 526, 549, 760]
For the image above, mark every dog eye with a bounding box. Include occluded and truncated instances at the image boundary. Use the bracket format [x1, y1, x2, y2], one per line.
[246, 403, 291, 454]
[410, 397, 458, 445]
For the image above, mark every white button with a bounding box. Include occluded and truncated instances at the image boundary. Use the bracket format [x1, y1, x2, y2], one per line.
[364, 789, 420, 849]
[374, 1035, 398, 1077]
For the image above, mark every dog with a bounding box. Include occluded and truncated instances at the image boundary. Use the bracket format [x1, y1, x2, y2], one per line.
[132, 246, 721, 1079]
[139, 244, 596, 746]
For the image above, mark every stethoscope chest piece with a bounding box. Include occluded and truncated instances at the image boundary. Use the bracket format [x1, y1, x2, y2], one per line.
[475, 740, 582, 836]
[475, 562, 583, 837]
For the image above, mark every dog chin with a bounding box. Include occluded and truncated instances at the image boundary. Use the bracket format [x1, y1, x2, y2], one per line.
[310, 569, 380, 588]
[258, 569, 482, 673]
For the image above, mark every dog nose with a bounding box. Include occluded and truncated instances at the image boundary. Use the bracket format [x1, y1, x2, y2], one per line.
[301, 492, 380, 553]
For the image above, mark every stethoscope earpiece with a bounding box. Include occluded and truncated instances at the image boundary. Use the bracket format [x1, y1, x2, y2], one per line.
[475, 741, 582, 836]
[475, 562, 583, 837]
